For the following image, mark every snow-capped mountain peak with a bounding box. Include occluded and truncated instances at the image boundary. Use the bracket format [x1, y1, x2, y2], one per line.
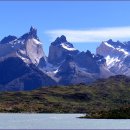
[48, 35, 79, 65]
[59, 35, 67, 43]
[0, 27, 47, 66]
[97, 40, 129, 57]
[97, 39, 130, 76]
[19, 26, 39, 41]
[29, 26, 38, 39]
[52, 35, 75, 48]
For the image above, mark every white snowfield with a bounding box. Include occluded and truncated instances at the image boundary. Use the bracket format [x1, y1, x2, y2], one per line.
[105, 55, 120, 68]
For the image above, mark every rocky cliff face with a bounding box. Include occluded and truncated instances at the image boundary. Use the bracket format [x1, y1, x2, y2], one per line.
[55, 54, 98, 85]
[73, 50, 104, 73]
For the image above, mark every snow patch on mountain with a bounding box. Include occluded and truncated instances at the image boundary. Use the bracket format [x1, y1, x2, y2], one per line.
[116, 48, 129, 56]
[105, 55, 120, 68]
[61, 43, 77, 51]
[53, 69, 59, 74]
[104, 42, 115, 49]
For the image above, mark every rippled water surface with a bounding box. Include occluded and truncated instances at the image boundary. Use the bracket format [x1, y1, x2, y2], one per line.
[0, 113, 130, 129]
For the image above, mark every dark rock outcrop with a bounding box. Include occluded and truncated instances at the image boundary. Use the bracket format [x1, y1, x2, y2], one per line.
[0, 57, 56, 91]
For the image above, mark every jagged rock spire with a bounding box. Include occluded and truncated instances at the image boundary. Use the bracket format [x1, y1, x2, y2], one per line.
[20, 26, 39, 40]
[52, 35, 67, 46]
[60, 35, 67, 43]
[29, 26, 38, 39]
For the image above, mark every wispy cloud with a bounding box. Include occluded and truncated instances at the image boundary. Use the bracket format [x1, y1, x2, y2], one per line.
[46, 26, 130, 43]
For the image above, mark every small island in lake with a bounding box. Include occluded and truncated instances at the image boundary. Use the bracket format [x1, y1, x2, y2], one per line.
[81, 107, 130, 119]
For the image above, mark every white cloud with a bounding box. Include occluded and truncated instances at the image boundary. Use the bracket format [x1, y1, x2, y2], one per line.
[46, 26, 130, 43]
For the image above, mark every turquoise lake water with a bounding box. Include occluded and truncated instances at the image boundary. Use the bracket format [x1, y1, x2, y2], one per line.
[0, 113, 130, 129]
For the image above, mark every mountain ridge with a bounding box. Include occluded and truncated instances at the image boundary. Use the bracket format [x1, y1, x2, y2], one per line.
[0, 27, 130, 91]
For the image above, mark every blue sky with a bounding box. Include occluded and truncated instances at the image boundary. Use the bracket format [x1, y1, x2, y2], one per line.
[0, 1, 130, 55]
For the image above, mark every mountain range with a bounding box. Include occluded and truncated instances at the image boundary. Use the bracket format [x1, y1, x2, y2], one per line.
[0, 27, 130, 91]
